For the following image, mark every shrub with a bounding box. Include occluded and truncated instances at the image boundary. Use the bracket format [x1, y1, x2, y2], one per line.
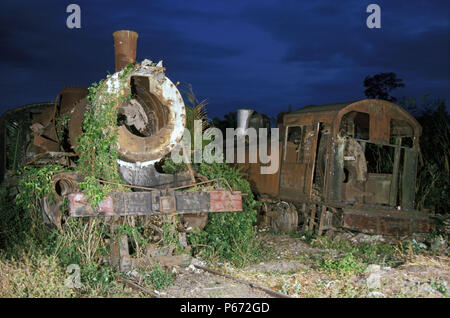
[185, 161, 261, 267]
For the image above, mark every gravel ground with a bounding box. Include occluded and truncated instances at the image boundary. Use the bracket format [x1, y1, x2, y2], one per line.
[154, 232, 449, 298]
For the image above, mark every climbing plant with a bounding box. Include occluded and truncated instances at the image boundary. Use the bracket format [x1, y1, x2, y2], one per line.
[74, 63, 135, 205]
[76, 63, 134, 181]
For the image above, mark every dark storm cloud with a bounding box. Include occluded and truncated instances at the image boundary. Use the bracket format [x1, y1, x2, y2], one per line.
[0, 0, 448, 118]
[0, 0, 243, 113]
[242, 0, 449, 108]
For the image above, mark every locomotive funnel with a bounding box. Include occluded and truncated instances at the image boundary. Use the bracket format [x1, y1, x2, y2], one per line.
[113, 30, 138, 72]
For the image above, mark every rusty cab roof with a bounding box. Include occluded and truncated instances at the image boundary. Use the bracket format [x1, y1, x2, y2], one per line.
[283, 99, 421, 146]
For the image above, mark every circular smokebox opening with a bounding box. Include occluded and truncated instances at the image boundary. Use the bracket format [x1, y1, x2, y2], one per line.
[117, 76, 169, 138]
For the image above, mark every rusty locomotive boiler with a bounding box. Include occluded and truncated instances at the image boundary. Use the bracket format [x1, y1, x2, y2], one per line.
[239, 100, 434, 236]
[0, 30, 242, 230]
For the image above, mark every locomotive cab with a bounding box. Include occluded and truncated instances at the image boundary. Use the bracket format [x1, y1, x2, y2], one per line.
[244, 99, 433, 235]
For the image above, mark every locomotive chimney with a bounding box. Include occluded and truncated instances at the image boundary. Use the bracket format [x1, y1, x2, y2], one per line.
[113, 30, 138, 72]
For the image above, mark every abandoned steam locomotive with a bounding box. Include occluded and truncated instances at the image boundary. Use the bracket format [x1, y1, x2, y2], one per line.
[0, 30, 242, 231]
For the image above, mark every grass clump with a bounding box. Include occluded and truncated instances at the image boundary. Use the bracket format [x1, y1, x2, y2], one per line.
[0, 252, 75, 297]
[318, 253, 365, 275]
[146, 263, 174, 290]
[309, 236, 404, 274]
[289, 229, 316, 243]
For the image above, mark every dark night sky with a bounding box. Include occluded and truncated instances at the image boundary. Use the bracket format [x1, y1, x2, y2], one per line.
[0, 0, 449, 119]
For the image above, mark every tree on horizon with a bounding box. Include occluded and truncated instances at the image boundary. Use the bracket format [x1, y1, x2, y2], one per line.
[364, 72, 405, 102]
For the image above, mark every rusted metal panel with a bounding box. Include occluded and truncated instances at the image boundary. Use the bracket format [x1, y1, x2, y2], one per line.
[365, 173, 391, 205]
[326, 135, 345, 202]
[33, 134, 60, 152]
[58, 87, 88, 116]
[68, 190, 242, 217]
[402, 148, 418, 210]
[209, 190, 242, 212]
[370, 102, 391, 143]
[389, 138, 402, 206]
[69, 192, 114, 216]
[332, 99, 421, 148]
[29, 101, 62, 153]
[237, 142, 282, 198]
[116, 191, 154, 215]
[342, 208, 433, 235]
[68, 97, 87, 151]
[279, 123, 319, 202]
[31, 104, 56, 130]
[175, 190, 210, 213]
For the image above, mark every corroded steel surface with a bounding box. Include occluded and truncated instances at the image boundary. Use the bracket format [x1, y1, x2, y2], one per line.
[209, 190, 243, 212]
[68, 190, 242, 217]
[236, 142, 282, 198]
[68, 97, 87, 150]
[342, 208, 434, 235]
[30, 87, 88, 153]
[58, 87, 89, 116]
[51, 172, 83, 200]
[113, 30, 138, 72]
[115, 63, 186, 165]
[33, 134, 59, 152]
[69, 192, 114, 216]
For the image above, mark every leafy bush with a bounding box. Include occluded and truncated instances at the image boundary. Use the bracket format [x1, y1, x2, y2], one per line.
[180, 161, 261, 267]
[318, 253, 365, 274]
[0, 165, 65, 256]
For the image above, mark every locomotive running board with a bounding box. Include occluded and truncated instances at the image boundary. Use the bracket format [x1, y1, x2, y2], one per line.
[68, 190, 242, 217]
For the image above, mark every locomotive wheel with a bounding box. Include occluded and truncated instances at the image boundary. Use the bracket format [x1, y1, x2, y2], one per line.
[271, 202, 298, 233]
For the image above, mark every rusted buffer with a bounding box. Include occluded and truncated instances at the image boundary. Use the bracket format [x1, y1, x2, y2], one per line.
[240, 100, 433, 236]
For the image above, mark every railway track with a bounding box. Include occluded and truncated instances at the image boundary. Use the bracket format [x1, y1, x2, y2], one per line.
[117, 264, 293, 298]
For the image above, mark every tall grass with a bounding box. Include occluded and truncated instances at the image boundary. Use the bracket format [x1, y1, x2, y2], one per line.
[402, 97, 450, 213]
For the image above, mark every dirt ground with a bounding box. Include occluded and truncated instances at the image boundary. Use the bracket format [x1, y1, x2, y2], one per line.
[155, 232, 450, 298]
